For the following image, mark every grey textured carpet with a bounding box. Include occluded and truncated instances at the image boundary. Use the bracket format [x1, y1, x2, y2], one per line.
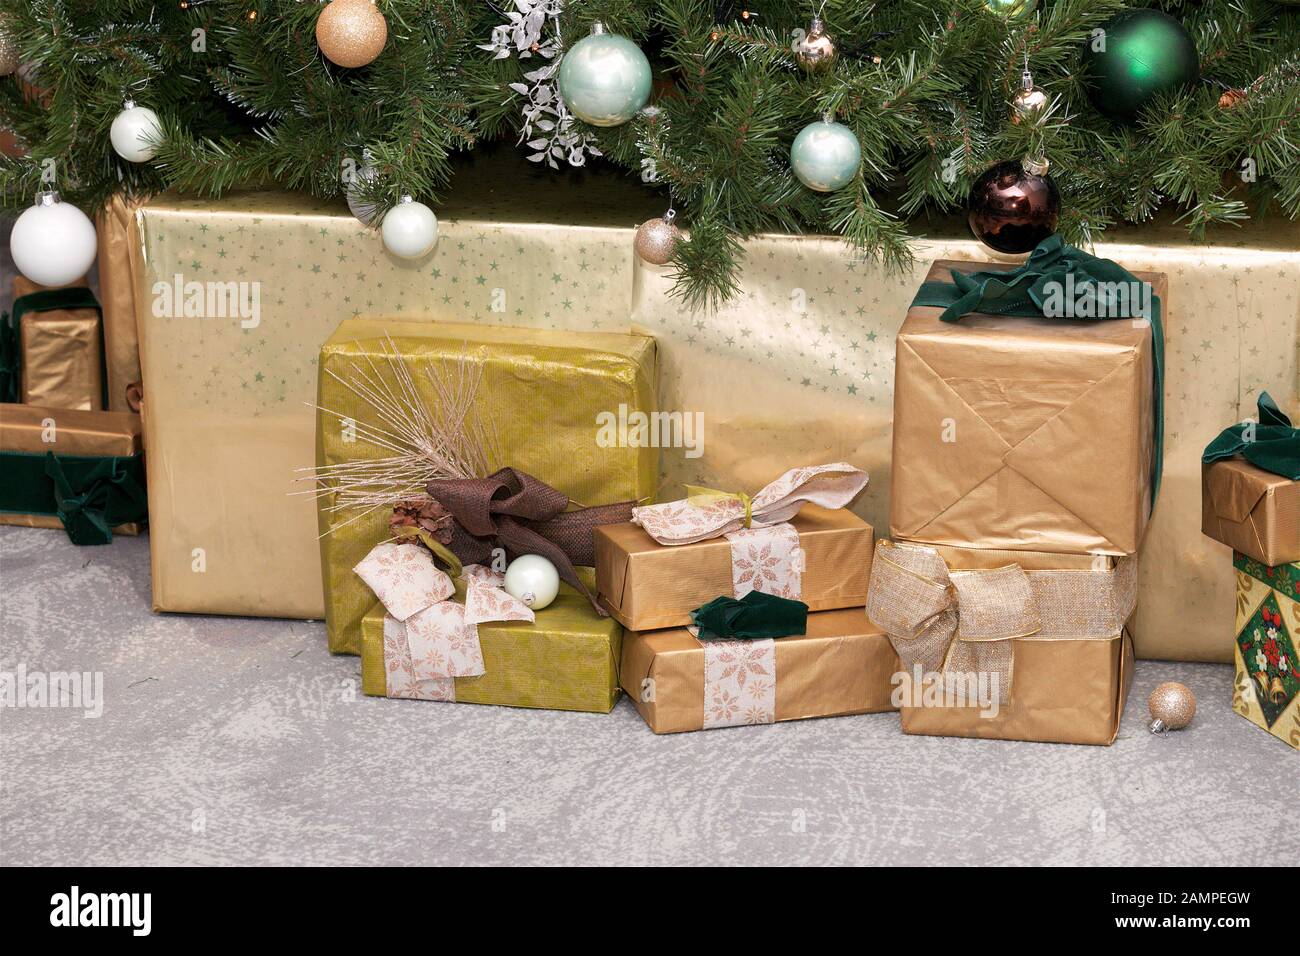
[0, 524, 1293, 867]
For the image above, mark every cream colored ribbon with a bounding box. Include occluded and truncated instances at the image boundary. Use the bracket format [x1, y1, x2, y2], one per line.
[354, 542, 534, 700]
[865, 540, 1135, 704]
[632, 462, 869, 546]
[702, 639, 777, 729]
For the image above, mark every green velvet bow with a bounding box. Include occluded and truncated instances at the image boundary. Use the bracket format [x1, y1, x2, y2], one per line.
[0, 450, 148, 545]
[1203, 392, 1300, 481]
[0, 286, 107, 405]
[911, 234, 1165, 504]
[690, 591, 808, 641]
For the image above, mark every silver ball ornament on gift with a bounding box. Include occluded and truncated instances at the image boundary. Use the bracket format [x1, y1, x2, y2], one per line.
[381, 194, 439, 259]
[634, 209, 681, 265]
[793, 16, 837, 74]
[503, 554, 560, 611]
[1148, 681, 1196, 733]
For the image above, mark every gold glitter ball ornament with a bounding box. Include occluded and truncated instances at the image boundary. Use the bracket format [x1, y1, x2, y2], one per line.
[634, 213, 681, 266]
[1148, 681, 1196, 733]
[316, 0, 388, 69]
[793, 16, 837, 74]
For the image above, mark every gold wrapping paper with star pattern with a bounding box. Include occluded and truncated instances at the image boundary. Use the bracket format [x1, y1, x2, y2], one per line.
[133, 153, 1300, 659]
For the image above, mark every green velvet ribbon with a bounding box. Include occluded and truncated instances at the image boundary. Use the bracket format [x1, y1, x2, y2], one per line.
[911, 234, 1165, 504]
[0, 450, 148, 545]
[1202, 392, 1300, 481]
[690, 591, 809, 641]
[0, 286, 108, 406]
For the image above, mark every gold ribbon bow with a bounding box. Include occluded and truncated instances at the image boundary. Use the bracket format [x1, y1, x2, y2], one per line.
[866, 541, 1135, 705]
[683, 484, 754, 529]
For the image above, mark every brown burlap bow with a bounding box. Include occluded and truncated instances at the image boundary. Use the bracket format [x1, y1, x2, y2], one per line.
[426, 468, 634, 614]
[865, 541, 1136, 704]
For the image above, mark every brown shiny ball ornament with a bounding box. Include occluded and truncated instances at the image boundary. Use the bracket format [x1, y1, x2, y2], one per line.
[967, 159, 1061, 255]
[1011, 85, 1049, 124]
[634, 213, 681, 266]
[316, 0, 388, 69]
[793, 16, 837, 74]
[1148, 681, 1196, 733]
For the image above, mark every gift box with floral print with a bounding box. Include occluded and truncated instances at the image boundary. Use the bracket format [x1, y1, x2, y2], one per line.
[1233, 552, 1300, 750]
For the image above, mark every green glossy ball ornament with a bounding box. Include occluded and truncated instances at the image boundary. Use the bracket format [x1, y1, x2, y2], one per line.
[790, 119, 861, 192]
[1082, 10, 1199, 120]
[557, 24, 652, 128]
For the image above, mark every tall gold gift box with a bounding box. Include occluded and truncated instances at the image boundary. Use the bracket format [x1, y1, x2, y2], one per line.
[890, 260, 1165, 557]
[318, 318, 658, 655]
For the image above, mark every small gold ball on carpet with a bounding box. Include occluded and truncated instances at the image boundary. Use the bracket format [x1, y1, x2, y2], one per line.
[1148, 681, 1196, 733]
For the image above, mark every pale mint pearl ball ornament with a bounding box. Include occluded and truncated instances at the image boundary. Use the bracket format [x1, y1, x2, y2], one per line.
[381, 194, 438, 259]
[11, 191, 98, 288]
[503, 554, 560, 611]
[556, 22, 651, 128]
[790, 117, 861, 192]
[110, 99, 163, 163]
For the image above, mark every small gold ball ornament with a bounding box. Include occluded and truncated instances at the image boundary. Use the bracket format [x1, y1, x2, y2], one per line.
[1011, 85, 1049, 124]
[1148, 681, 1196, 733]
[634, 210, 681, 266]
[793, 16, 837, 74]
[316, 0, 388, 69]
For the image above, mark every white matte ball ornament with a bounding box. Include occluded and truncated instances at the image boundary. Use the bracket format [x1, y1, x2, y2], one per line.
[381, 195, 438, 259]
[503, 554, 560, 611]
[10, 191, 98, 288]
[110, 100, 163, 163]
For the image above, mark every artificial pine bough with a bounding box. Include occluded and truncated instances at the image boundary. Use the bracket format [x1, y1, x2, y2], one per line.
[0, 0, 1296, 307]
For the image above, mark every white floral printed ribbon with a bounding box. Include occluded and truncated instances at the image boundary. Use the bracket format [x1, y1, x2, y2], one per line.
[724, 523, 805, 600]
[702, 639, 777, 729]
[355, 542, 536, 701]
[632, 462, 868, 546]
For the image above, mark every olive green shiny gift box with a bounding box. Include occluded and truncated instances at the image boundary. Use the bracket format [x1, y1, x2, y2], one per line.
[360, 573, 623, 713]
[318, 318, 658, 655]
